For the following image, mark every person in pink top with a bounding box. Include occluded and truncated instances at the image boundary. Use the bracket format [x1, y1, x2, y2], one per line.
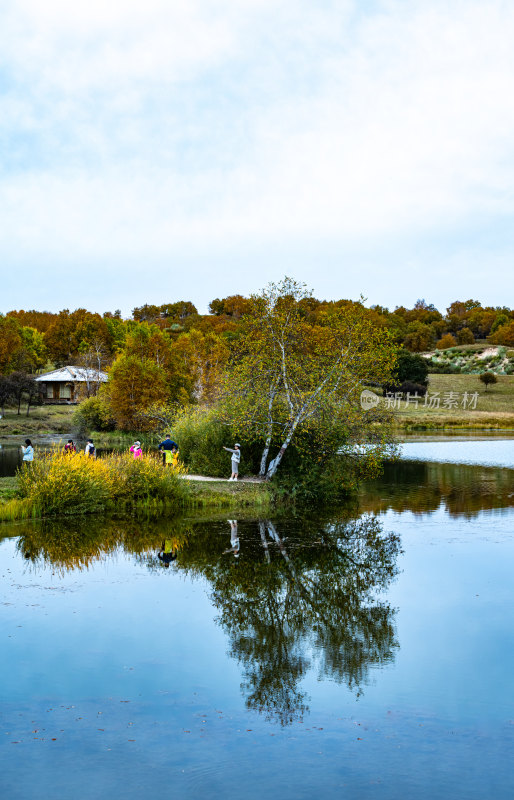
[129, 441, 143, 459]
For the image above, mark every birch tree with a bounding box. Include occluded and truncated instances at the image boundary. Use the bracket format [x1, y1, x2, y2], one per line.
[221, 278, 397, 480]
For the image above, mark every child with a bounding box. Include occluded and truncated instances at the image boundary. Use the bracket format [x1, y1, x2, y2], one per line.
[130, 441, 143, 459]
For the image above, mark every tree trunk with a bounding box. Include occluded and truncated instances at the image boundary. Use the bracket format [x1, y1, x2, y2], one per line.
[259, 521, 270, 564]
[265, 415, 301, 479]
[259, 444, 270, 477]
[259, 384, 278, 476]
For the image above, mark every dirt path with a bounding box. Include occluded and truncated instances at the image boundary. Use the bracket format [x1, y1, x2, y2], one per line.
[184, 474, 263, 483]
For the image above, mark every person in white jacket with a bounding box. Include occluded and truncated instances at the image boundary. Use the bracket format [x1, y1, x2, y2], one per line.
[21, 439, 34, 463]
[223, 443, 241, 481]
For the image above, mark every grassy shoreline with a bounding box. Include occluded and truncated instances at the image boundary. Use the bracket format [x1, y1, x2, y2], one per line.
[0, 472, 273, 522]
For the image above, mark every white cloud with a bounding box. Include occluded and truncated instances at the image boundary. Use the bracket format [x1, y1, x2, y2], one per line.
[1, 0, 514, 311]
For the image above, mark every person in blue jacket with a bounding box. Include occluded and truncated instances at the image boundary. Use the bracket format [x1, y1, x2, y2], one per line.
[158, 433, 179, 466]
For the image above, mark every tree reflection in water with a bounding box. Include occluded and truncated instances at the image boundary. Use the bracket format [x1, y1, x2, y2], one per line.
[362, 460, 514, 518]
[9, 512, 401, 725]
[164, 515, 401, 724]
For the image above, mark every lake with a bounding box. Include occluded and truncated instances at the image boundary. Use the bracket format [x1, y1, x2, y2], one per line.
[1, 437, 513, 798]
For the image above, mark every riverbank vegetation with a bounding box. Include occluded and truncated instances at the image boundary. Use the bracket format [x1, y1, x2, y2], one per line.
[3, 285, 514, 501]
[0, 452, 273, 522]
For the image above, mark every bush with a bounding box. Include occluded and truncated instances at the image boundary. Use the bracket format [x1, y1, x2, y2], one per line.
[170, 406, 262, 477]
[457, 327, 475, 345]
[436, 333, 458, 350]
[383, 381, 428, 398]
[17, 452, 112, 515]
[17, 451, 190, 515]
[428, 361, 462, 374]
[73, 396, 116, 435]
[170, 407, 231, 477]
[393, 350, 429, 386]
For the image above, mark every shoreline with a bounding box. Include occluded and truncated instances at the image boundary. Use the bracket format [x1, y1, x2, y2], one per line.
[0, 474, 274, 522]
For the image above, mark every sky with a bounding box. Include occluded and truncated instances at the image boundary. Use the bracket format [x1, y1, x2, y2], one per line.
[1, 0, 513, 317]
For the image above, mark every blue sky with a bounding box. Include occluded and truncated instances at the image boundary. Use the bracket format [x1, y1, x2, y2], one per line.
[1, 0, 513, 316]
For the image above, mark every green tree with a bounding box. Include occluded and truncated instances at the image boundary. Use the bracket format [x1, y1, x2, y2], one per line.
[220, 278, 397, 480]
[479, 371, 497, 391]
[457, 327, 475, 345]
[490, 314, 509, 335]
[393, 349, 429, 386]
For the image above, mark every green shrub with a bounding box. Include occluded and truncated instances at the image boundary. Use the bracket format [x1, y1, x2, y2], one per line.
[170, 406, 263, 477]
[73, 396, 116, 435]
[428, 361, 461, 374]
[392, 350, 429, 386]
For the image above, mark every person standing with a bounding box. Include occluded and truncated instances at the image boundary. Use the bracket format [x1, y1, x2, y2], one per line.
[21, 439, 34, 463]
[130, 441, 143, 459]
[85, 439, 96, 458]
[158, 433, 178, 466]
[64, 439, 76, 454]
[223, 443, 241, 481]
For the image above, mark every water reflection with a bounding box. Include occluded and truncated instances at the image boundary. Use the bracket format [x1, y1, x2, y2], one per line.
[6, 512, 401, 725]
[361, 460, 514, 518]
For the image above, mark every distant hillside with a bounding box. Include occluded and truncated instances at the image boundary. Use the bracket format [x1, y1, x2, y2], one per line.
[423, 344, 514, 375]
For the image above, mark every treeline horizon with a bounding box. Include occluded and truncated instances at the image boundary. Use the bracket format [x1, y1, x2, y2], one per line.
[1, 294, 514, 381]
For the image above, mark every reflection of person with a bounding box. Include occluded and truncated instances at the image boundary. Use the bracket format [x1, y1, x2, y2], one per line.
[223, 519, 240, 558]
[64, 439, 76, 454]
[21, 439, 34, 462]
[223, 443, 241, 481]
[158, 434, 178, 466]
[130, 441, 143, 459]
[158, 539, 178, 568]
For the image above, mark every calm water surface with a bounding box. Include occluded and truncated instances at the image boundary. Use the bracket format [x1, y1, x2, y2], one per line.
[1, 444, 514, 798]
[399, 437, 514, 468]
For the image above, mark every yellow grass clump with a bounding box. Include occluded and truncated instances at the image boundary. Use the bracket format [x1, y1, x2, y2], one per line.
[16, 451, 191, 517]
